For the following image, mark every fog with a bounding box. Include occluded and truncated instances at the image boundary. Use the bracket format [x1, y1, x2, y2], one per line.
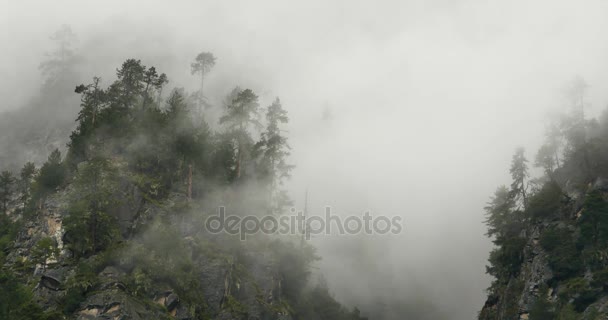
[3, 0, 608, 318]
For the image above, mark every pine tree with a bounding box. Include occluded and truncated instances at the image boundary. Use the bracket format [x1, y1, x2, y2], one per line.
[578, 190, 608, 247]
[561, 77, 592, 178]
[191, 52, 216, 96]
[484, 186, 516, 241]
[535, 144, 558, 179]
[114, 59, 146, 109]
[141, 66, 168, 110]
[75, 76, 105, 128]
[510, 147, 529, 208]
[19, 162, 37, 208]
[70, 77, 106, 164]
[64, 157, 120, 257]
[254, 98, 294, 213]
[535, 120, 565, 178]
[166, 89, 209, 199]
[220, 88, 261, 180]
[36, 149, 66, 196]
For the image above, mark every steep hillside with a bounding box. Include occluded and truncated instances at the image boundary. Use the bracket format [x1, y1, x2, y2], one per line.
[479, 83, 608, 319]
[0, 58, 366, 320]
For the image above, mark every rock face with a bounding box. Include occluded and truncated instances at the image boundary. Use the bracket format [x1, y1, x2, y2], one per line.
[6, 191, 67, 268]
[3, 187, 294, 320]
[513, 225, 554, 316]
[479, 228, 563, 319]
[478, 177, 608, 320]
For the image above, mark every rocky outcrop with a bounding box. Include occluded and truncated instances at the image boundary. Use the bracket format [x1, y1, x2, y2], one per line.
[77, 289, 169, 320]
[515, 225, 554, 316]
[3, 187, 294, 320]
[479, 177, 608, 319]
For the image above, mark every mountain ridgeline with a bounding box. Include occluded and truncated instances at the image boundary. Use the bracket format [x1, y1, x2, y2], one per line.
[479, 79, 608, 319]
[0, 55, 368, 320]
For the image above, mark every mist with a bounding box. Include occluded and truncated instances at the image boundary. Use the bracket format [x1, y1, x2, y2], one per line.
[3, 1, 608, 318]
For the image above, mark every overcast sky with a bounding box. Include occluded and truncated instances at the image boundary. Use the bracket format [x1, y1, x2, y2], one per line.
[3, 0, 608, 318]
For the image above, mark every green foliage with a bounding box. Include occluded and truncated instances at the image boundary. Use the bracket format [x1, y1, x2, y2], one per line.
[141, 66, 168, 109]
[0, 56, 373, 320]
[191, 52, 216, 94]
[486, 237, 527, 280]
[191, 52, 216, 78]
[253, 98, 294, 214]
[536, 143, 560, 177]
[525, 181, 562, 220]
[557, 303, 579, 320]
[220, 88, 261, 180]
[510, 147, 529, 207]
[19, 162, 37, 207]
[35, 149, 66, 197]
[69, 77, 105, 165]
[224, 295, 247, 317]
[116, 222, 208, 319]
[540, 227, 583, 280]
[292, 284, 368, 320]
[591, 268, 608, 291]
[578, 190, 608, 247]
[585, 307, 601, 320]
[0, 269, 55, 319]
[0, 212, 18, 264]
[0, 170, 15, 214]
[484, 186, 521, 242]
[220, 88, 261, 131]
[63, 158, 121, 258]
[269, 240, 318, 302]
[529, 285, 555, 320]
[61, 260, 100, 315]
[481, 78, 608, 319]
[558, 277, 600, 312]
[209, 132, 238, 183]
[30, 236, 60, 271]
[484, 186, 527, 283]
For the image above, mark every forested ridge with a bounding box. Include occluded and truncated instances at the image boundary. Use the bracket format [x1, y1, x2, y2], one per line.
[0, 26, 367, 320]
[479, 78, 608, 319]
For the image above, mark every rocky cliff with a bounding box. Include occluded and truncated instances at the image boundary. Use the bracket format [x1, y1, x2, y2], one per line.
[2, 186, 298, 320]
[479, 155, 608, 319]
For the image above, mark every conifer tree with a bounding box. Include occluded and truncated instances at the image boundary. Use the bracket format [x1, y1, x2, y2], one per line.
[510, 147, 529, 208]
[141, 66, 168, 110]
[19, 162, 37, 208]
[115, 59, 146, 109]
[39, 24, 78, 86]
[484, 186, 516, 242]
[64, 157, 120, 257]
[37, 149, 65, 192]
[254, 98, 294, 213]
[191, 52, 216, 96]
[220, 88, 261, 180]
[166, 88, 209, 199]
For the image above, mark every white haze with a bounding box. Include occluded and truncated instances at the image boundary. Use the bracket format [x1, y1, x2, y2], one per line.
[3, 0, 608, 318]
